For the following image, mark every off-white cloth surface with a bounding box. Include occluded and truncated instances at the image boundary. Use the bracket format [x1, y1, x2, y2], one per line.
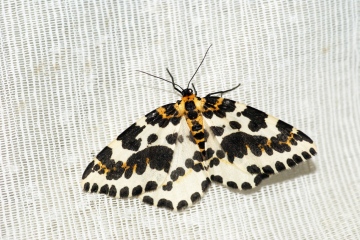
[1, 1, 359, 239]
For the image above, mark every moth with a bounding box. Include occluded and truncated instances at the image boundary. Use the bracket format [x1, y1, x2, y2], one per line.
[82, 46, 317, 211]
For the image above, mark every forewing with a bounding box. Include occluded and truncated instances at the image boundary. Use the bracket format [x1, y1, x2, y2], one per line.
[202, 97, 317, 190]
[81, 103, 182, 199]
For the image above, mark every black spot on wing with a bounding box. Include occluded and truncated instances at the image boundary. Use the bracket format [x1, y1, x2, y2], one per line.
[192, 163, 204, 172]
[264, 145, 274, 155]
[106, 146, 173, 181]
[297, 130, 314, 143]
[210, 175, 223, 183]
[132, 185, 143, 196]
[262, 165, 275, 175]
[147, 133, 158, 144]
[190, 192, 201, 203]
[109, 185, 117, 197]
[91, 183, 98, 193]
[128, 146, 173, 172]
[242, 106, 268, 132]
[287, 158, 296, 168]
[157, 199, 174, 210]
[99, 184, 109, 194]
[214, 110, 226, 118]
[209, 158, 220, 167]
[204, 96, 218, 105]
[220, 99, 237, 112]
[275, 161, 286, 172]
[229, 121, 241, 130]
[293, 154, 303, 163]
[202, 110, 213, 119]
[162, 181, 173, 191]
[270, 136, 291, 153]
[290, 138, 297, 145]
[254, 174, 269, 186]
[302, 151, 312, 160]
[177, 135, 184, 143]
[170, 167, 185, 181]
[203, 97, 236, 119]
[206, 148, 215, 159]
[227, 181, 238, 189]
[82, 160, 94, 179]
[145, 103, 179, 127]
[170, 117, 181, 125]
[221, 128, 297, 161]
[93, 164, 100, 171]
[221, 132, 268, 159]
[117, 124, 145, 151]
[83, 182, 90, 192]
[96, 146, 112, 164]
[247, 164, 261, 174]
[145, 181, 158, 192]
[185, 158, 194, 168]
[193, 151, 203, 161]
[143, 196, 154, 205]
[201, 178, 211, 191]
[241, 182, 252, 190]
[276, 120, 293, 134]
[166, 133, 178, 145]
[120, 187, 129, 198]
[310, 148, 317, 156]
[216, 150, 225, 159]
[210, 126, 224, 136]
[177, 200, 188, 210]
[104, 161, 125, 180]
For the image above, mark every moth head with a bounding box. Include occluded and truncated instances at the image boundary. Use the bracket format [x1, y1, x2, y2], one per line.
[181, 88, 194, 96]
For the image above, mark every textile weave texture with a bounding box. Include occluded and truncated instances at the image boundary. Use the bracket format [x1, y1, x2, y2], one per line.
[1, 1, 359, 239]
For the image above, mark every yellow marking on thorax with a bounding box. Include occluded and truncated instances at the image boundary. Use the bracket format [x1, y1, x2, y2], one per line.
[176, 94, 206, 113]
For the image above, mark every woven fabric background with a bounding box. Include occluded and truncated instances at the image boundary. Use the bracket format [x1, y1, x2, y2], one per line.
[1, 1, 359, 239]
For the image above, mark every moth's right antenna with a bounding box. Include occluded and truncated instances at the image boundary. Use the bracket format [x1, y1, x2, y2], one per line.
[187, 45, 212, 89]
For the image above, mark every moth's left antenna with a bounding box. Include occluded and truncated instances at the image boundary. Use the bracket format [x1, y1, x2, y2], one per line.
[137, 70, 183, 94]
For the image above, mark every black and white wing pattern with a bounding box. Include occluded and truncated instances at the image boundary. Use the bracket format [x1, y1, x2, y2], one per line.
[82, 93, 317, 211]
[82, 104, 181, 200]
[202, 96, 317, 190]
[82, 103, 211, 211]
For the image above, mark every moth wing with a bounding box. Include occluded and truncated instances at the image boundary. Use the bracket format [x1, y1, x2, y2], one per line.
[202, 97, 317, 190]
[81, 103, 183, 199]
